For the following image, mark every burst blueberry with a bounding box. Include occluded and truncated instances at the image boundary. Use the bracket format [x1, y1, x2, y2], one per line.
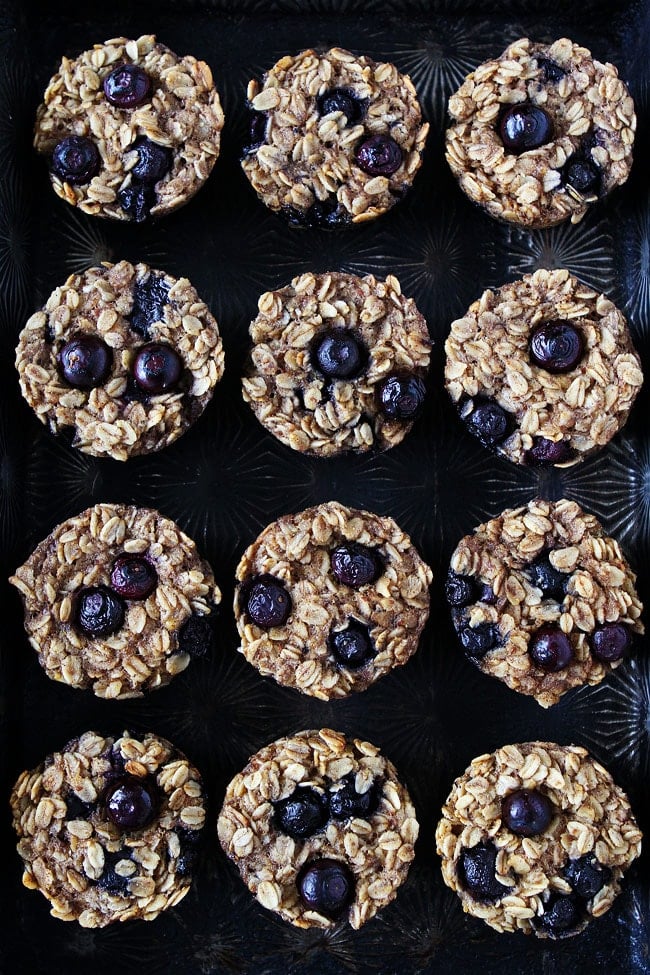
[458, 843, 508, 902]
[75, 586, 125, 637]
[110, 555, 157, 600]
[52, 136, 100, 185]
[128, 274, 170, 339]
[317, 87, 365, 124]
[118, 183, 157, 222]
[525, 437, 574, 465]
[132, 343, 182, 393]
[274, 787, 328, 839]
[243, 575, 292, 628]
[297, 859, 354, 917]
[177, 613, 215, 657]
[502, 789, 553, 836]
[459, 622, 500, 658]
[328, 775, 379, 820]
[466, 399, 512, 447]
[529, 321, 584, 373]
[498, 103, 554, 153]
[103, 63, 151, 108]
[96, 850, 132, 894]
[536, 57, 566, 82]
[329, 620, 375, 668]
[104, 775, 157, 830]
[529, 626, 573, 671]
[355, 134, 403, 176]
[535, 893, 582, 936]
[445, 571, 477, 607]
[379, 374, 426, 420]
[312, 329, 366, 378]
[59, 335, 112, 388]
[130, 137, 173, 183]
[562, 156, 601, 196]
[564, 854, 612, 900]
[526, 553, 568, 601]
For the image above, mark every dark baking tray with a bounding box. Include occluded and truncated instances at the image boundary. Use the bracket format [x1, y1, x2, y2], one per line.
[1, 1, 650, 972]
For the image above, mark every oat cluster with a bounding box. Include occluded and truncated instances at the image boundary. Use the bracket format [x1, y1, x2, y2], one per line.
[218, 729, 419, 928]
[446, 38, 636, 228]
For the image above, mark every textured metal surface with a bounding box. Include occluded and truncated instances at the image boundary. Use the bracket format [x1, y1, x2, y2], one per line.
[1, 2, 649, 973]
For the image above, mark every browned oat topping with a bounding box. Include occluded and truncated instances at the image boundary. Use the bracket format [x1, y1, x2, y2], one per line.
[34, 35, 224, 219]
[448, 498, 643, 707]
[16, 261, 225, 460]
[436, 742, 642, 937]
[445, 38, 636, 228]
[445, 269, 643, 466]
[242, 272, 431, 456]
[10, 731, 206, 927]
[242, 47, 428, 223]
[218, 729, 419, 929]
[9, 503, 221, 699]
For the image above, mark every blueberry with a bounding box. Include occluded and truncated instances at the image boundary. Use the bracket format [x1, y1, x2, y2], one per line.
[589, 623, 632, 663]
[330, 543, 382, 588]
[110, 555, 157, 600]
[329, 620, 376, 668]
[355, 135, 403, 176]
[128, 273, 170, 339]
[528, 626, 573, 671]
[243, 574, 292, 628]
[535, 893, 582, 936]
[445, 571, 478, 607]
[177, 613, 215, 658]
[58, 335, 112, 388]
[536, 57, 566, 82]
[317, 87, 365, 125]
[130, 137, 173, 183]
[525, 553, 568, 601]
[378, 374, 426, 421]
[498, 103, 554, 153]
[458, 843, 508, 902]
[562, 156, 601, 196]
[328, 774, 379, 820]
[175, 847, 198, 878]
[564, 854, 612, 900]
[96, 850, 132, 894]
[297, 859, 354, 918]
[175, 826, 202, 878]
[312, 329, 366, 379]
[132, 343, 183, 394]
[465, 399, 512, 448]
[274, 787, 328, 839]
[525, 437, 574, 465]
[459, 622, 500, 658]
[64, 793, 94, 821]
[75, 586, 125, 637]
[52, 136, 100, 185]
[502, 789, 553, 836]
[529, 321, 584, 373]
[103, 64, 151, 108]
[104, 775, 157, 830]
[285, 197, 350, 229]
[244, 110, 268, 154]
[118, 182, 157, 223]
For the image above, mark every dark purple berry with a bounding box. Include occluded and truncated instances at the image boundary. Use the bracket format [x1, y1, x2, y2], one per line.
[466, 399, 512, 447]
[535, 893, 582, 936]
[529, 321, 584, 373]
[58, 335, 112, 388]
[244, 110, 268, 154]
[329, 620, 375, 668]
[458, 843, 508, 903]
[131, 137, 173, 183]
[328, 775, 379, 820]
[525, 437, 574, 465]
[128, 273, 170, 339]
[317, 87, 365, 125]
[274, 787, 328, 839]
[285, 197, 350, 229]
[536, 57, 566, 82]
[564, 854, 612, 900]
[104, 775, 157, 830]
[562, 156, 601, 196]
[445, 571, 477, 607]
[297, 859, 354, 918]
[75, 586, 125, 637]
[103, 64, 151, 108]
[378, 374, 426, 420]
[244, 575, 292, 628]
[589, 623, 632, 663]
[64, 793, 94, 821]
[96, 850, 132, 894]
[330, 543, 382, 588]
[132, 343, 182, 394]
[52, 136, 100, 185]
[529, 626, 573, 671]
[502, 789, 553, 836]
[498, 103, 554, 153]
[355, 135, 403, 176]
[526, 553, 568, 601]
[177, 613, 215, 658]
[118, 182, 156, 222]
[110, 554, 157, 600]
[479, 583, 497, 604]
[175, 827, 202, 878]
[312, 329, 366, 379]
[459, 622, 500, 658]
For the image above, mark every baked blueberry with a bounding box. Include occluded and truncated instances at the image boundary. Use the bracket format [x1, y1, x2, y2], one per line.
[274, 787, 328, 839]
[132, 343, 183, 394]
[466, 399, 512, 447]
[589, 623, 631, 663]
[96, 850, 132, 894]
[330, 543, 382, 588]
[525, 437, 574, 465]
[502, 789, 553, 836]
[529, 321, 584, 373]
[525, 553, 568, 601]
[445, 571, 477, 607]
[562, 156, 601, 196]
[564, 854, 612, 900]
[131, 137, 173, 183]
[317, 87, 365, 125]
[104, 775, 157, 830]
[529, 627, 573, 671]
[110, 555, 157, 600]
[175, 827, 202, 878]
[459, 622, 500, 658]
[52, 136, 100, 185]
[535, 893, 582, 936]
[243, 575, 292, 628]
[312, 329, 366, 379]
[128, 274, 170, 339]
[244, 110, 268, 155]
[118, 183, 157, 222]
[64, 793, 94, 821]
[328, 620, 375, 668]
[458, 843, 508, 902]
[328, 774, 379, 820]
[498, 103, 554, 154]
[177, 613, 215, 658]
[297, 859, 354, 918]
[58, 335, 112, 388]
[75, 586, 125, 637]
[355, 135, 403, 176]
[378, 375, 426, 420]
[103, 64, 151, 108]
[536, 57, 566, 82]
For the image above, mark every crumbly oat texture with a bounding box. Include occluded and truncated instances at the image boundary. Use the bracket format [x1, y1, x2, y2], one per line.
[218, 729, 419, 929]
[242, 272, 431, 456]
[34, 35, 224, 220]
[234, 501, 432, 698]
[10, 731, 206, 927]
[445, 269, 643, 466]
[445, 38, 636, 228]
[436, 742, 642, 937]
[16, 261, 225, 460]
[242, 47, 428, 224]
[447, 498, 643, 707]
[9, 503, 221, 699]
